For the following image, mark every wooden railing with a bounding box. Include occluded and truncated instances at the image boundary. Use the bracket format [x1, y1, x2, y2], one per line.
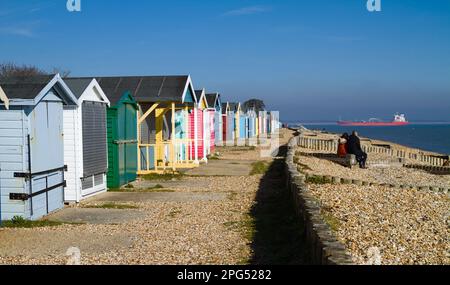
[138, 139, 197, 174]
[297, 135, 448, 167]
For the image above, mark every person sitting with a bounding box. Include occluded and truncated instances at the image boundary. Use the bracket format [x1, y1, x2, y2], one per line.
[347, 131, 368, 169]
[337, 133, 349, 158]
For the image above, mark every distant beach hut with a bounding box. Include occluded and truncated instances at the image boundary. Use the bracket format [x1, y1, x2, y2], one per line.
[193, 89, 208, 161]
[0, 74, 78, 220]
[243, 106, 257, 139]
[205, 93, 222, 147]
[222, 103, 234, 145]
[63, 78, 110, 201]
[228, 102, 241, 144]
[270, 111, 281, 134]
[259, 111, 268, 136]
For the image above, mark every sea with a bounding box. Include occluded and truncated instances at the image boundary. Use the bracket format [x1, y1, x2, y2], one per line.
[288, 123, 450, 155]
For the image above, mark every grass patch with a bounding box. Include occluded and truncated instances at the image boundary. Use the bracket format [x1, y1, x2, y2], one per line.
[228, 192, 238, 200]
[229, 146, 254, 152]
[1, 216, 81, 229]
[250, 161, 269, 175]
[109, 185, 175, 193]
[321, 208, 341, 232]
[168, 209, 182, 218]
[223, 215, 255, 241]
[124, 184, 134, 189]
[140, 172, 184, 181]
[306, 175, 330, 185]
[83, 203, 138, 210]
[142, 188, 175, 193]
[208, 154, 221, 160]
[297, 163, 312, 171]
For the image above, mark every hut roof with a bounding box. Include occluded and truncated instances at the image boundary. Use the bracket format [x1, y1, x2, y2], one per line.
[0, 75, 55, 99]
[69, 76, 196, 106]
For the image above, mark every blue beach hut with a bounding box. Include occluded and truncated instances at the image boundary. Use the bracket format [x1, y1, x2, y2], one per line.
[0, 74, 78, 220]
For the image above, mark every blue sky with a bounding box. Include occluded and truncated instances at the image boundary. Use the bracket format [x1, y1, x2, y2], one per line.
[1, 0, 449, 122]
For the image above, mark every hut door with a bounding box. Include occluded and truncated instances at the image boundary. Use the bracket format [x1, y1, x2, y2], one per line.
[29, 99, 65, 219]
[123, 103, 138, 184]
[81, 101, 107, 197]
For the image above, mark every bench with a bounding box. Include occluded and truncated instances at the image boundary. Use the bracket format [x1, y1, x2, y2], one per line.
[332, 154, 358, 169]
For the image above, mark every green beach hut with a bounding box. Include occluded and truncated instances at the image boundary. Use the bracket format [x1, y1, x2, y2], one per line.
[106, 91, 139, 188]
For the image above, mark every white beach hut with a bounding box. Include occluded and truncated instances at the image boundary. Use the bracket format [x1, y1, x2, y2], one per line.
[63, 78, 110, 203]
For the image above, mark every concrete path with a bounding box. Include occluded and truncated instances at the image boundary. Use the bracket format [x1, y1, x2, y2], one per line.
[44, 191, 227, 225]
[89, 192, 227, 203]
[184, 160, 255, 176]
[47, 208, 146, 225]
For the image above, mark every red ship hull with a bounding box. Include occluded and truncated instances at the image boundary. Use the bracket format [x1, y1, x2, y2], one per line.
[337, 121, 410, 127]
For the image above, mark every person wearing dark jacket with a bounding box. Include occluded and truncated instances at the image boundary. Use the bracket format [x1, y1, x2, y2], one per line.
[347, 131, 368, 168]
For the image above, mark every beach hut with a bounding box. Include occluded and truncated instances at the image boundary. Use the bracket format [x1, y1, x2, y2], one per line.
[259, 111, 268, 136]
[229, 102, 241, 144]
[105, 92, 138, 189]
[243, 106, 257, 139]
[270, 111, 281, 134]
[93, 76, 198, 174]
[238, 105, 249, 141]
[205, 93, 222, 147]
[63, 79, 110, 202]
[192, 89, 208, 161]
[0, 74, 78, 220]
[205, 93, 222, 154]
[222, 103, 234, 145]
[196, 89, 216, 158]
[228, 102, 239, 140]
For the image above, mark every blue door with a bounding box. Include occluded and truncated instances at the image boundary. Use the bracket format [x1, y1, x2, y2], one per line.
[29, 98, 65, 219]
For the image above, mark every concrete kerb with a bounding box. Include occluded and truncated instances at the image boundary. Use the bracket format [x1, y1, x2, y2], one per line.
[286, 135, 354, 265]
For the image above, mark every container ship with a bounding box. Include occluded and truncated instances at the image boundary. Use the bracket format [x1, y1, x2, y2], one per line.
[337, 114, 410, 127]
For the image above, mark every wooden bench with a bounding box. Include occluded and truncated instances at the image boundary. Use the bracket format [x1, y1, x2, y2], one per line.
[330, 154, 358, 169]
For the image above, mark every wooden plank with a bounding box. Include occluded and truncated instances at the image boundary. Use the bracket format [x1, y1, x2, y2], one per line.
[0, 162, 23, 171]
[0, 154, 22, 162]
[0, 129, 22, 137]
[0, 121, 23, 129]
[138, 103, 159, 125]
[0, 137, 23, 146]
[0, 146, 21, 155]
[0, 111, 22, 121]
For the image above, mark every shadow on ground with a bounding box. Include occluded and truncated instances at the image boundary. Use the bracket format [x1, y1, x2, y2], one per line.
[249, 145, 309, 265]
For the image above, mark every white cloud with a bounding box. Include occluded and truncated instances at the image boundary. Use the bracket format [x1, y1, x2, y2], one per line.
[0, 27, 35, 37]
[222, 6, 271, 17]
[0, 21, 41, 37]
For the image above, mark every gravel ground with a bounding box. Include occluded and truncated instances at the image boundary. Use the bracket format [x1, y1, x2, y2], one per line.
[0, 175, 261, 265]
[297, 148, 450, 188]
[0, 129, 293, 265]
[308, 184, 450, 265]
